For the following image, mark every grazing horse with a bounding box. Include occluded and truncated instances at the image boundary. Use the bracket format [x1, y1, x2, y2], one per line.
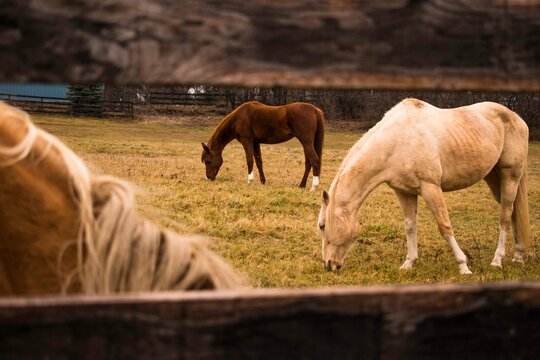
[318, 98, 529, 275]
[0, 102, 240, 296]
[201, 101, 325, 191]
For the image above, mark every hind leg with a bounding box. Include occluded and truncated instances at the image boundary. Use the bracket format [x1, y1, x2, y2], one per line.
[253, 142, 266, 184]
[421, 183, 472, 275]
[394, 190, 418, 270]
[299, 143, 320, 191]
[511, 222, 525, 263]
[299, 152, 311, 188]
[490, 169, 521, 268]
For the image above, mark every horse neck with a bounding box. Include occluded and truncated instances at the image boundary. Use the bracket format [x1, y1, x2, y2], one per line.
[330, 149, 385, 216]
[209, 112, 236, 153]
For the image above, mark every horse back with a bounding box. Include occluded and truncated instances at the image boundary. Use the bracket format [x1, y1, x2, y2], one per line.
[239, 102, 320, 144]
[380, 100, 527, 192]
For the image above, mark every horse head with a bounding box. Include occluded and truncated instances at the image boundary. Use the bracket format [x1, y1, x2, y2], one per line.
[201, 142, 223, 181]
[318, 189, 357, 271]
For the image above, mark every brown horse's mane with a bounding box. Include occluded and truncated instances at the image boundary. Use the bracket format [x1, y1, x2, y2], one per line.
[0, 102, 241, 294]
[208, 105, 244, 151]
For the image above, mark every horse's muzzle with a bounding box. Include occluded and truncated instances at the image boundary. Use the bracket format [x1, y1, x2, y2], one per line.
[324, 260, 341, 272]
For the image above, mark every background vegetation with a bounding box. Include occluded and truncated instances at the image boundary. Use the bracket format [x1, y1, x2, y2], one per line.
[31, 112, 540, 288]
[105, 86, 540, 137]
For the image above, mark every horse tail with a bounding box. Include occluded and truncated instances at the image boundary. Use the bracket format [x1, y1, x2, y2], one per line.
[513, 161, 530, 248]
[314, 108, 325, 166]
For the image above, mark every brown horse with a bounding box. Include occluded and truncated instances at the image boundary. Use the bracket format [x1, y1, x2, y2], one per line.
[201, 101, 325, 190]
[0, 102, 240, 296]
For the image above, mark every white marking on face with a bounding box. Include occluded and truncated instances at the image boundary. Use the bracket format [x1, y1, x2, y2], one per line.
[248, 172, 254, 183]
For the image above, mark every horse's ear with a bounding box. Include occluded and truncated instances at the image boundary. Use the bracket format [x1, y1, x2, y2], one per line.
[201, 143, 210, 154]
[322, 189, 329, 206]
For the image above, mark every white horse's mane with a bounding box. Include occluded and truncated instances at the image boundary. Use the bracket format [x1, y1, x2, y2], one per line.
[0, 103, 240, 293]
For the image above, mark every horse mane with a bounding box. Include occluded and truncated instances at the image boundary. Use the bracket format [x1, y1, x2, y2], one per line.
[0, 102, 241, 293]
[208, 103, 247, 150]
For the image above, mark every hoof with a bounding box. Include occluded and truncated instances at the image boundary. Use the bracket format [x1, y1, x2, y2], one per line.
[399, 260, 415, 270]
[459, 263, 473, 275]
[490, 260, 502, 268]
[512, 256, 524, 264]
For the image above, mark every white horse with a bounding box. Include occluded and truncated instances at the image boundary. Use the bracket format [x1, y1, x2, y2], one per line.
[318, 98, 529, 275]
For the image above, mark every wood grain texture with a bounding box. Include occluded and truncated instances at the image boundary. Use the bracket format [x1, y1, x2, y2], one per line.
[1, 282, 540, 359]
[1, 0, 540, 90]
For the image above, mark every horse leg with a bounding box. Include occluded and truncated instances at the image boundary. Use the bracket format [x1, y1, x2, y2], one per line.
[421, 182, 472, 275]
[394, 190, 418, 270]
[490, 169, 521, 268]
[253, 142, 266, 184]
[240, 140, 255, 184]
[300, 143, 320, 191]
[299, 152, 311, 189]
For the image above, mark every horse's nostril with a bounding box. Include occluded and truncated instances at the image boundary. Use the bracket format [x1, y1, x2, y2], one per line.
[325, 260, 332, 271]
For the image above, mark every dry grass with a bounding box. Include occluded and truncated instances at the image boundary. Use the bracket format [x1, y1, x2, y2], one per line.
[32, 113, 540, 288]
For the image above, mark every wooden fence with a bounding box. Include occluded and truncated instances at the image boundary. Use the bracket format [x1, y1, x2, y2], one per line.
[1, 0, 540, 358]
[0, 93, 134, 118]
[2, 282, 540, 359]
[147, 92, 227, 105]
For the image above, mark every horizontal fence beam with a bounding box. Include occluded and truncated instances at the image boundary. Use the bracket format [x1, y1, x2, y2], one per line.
[1, 96, 134, 118]
[1, 282, 540, 359]
[1, 0, 540, 90]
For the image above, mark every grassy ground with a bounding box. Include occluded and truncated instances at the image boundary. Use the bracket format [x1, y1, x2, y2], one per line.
[32, 113, 540, 288]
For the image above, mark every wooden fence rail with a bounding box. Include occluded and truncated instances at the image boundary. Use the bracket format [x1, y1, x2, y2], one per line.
[1, 0, 540, 358]
[2, 0, 540, 90]
[1, 282, 540, 359]
[0, 93, 134, 118]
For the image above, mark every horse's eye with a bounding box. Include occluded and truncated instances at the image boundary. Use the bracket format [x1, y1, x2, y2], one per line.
[205, 160, 211, 165]
[319, 223, 325, 231]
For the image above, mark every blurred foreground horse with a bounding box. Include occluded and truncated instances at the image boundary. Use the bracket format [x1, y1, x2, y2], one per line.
[202, 101, 325, 191]
[318, 98, 529, 275]
[0, 102, 240, 296]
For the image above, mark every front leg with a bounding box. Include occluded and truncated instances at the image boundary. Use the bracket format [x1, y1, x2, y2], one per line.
[421, 182, 472, 275]
[240, 139, 255, 184]
[253, 142, 266, 184]
[395, 190, 418, 270]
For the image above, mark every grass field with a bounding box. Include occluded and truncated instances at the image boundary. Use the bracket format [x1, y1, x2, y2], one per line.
[32, 113, 540, 288]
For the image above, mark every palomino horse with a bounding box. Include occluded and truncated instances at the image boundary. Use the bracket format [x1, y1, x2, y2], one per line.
[318, 98, 529, 275]
[201, 101, 325, 191]
[0, 102, 240, 296]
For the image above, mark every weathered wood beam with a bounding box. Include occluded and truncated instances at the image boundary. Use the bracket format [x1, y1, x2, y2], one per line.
[1, 0, 540, 90]
[1, 282, 540, 359]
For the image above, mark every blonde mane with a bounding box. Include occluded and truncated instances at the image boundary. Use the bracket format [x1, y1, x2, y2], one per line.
[0, 102, 240, 294]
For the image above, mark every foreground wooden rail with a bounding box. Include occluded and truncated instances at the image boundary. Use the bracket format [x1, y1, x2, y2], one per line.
[1, 0, 539, 358]
[2, 0, 540, 90]
[1, 282, 540, 359]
